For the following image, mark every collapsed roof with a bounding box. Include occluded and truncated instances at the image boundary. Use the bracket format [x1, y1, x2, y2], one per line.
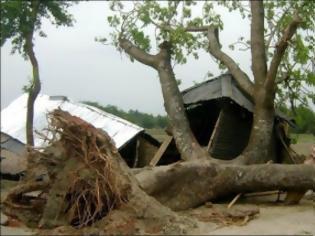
[1, 94, 145, 149]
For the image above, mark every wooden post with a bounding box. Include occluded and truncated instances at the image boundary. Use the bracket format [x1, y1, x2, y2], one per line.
[207, 110, 223, 152]
[132, 139, 140, 168]
[149, 135, 173, 167]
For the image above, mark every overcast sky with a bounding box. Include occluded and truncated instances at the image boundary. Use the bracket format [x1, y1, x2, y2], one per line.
[1, 1, 252, 115]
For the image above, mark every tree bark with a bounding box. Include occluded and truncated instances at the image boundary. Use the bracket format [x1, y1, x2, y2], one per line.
[250, 0, 267, 84]
[238, 3, 302, 164]
[119, 38, 209, 161]
[25, 1, 41, 147]
[25, 35, 41, 146]
[136, 160, 315, 210]
[238, 85, 276, 164]
[155, 43, 209, 161]
[207, 26, 254, 99]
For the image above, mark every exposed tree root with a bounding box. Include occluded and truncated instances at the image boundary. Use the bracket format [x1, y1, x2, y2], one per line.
[3, 109, 128, 228]
[3, 109, 194, 234]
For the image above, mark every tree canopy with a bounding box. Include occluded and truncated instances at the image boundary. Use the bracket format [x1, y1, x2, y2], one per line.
[0, 0, 74, 57]
[103, 0, 314, 110]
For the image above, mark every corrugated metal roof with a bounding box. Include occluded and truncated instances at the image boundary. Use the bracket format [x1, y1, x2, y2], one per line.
[1, 94, 144, 149]
[181, 73, 294, 124]
[182, 74, 253, 110]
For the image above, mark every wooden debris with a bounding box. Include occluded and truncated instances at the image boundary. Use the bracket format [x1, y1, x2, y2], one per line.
[207, 110, 222, 152]
[243, 190, 280, 198]
[149, 135, 172, 167]
[227, 193, 242, 209]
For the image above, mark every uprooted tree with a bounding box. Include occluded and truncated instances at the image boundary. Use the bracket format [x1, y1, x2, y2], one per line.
[3, 0, 315, 234]
[3, 109, 314, 234]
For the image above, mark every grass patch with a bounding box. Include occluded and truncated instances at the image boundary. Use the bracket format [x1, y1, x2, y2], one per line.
[290, 134, 314, 156]
[146, 128, 167, 142]
[290, 133, 315, 143]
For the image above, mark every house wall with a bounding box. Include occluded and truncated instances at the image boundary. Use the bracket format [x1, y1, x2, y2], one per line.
[119, 134, 159, 168]
[1, 132, 27, 175]
[1, 132, 25, 156]
[186, 100, 285, 162]
[137, 136, 159, 167]
[186, 100, 277, 160]
[119, 137, 138, 167]
[209, 102, 252, 159]
[186, 101, 222, 146]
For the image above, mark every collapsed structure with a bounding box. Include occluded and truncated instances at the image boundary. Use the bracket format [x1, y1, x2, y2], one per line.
[1, 94, 159, 178]
[152, 74, 295, 165]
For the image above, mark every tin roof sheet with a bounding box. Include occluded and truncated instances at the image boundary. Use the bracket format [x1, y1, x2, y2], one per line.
[1, 94, 143, 149]
[181, 74, 294, 124]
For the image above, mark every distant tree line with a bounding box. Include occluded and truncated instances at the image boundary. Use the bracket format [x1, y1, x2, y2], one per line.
[83, 101, 168, 129]
[84, 101, 315, 134]
[279, 105, 315, 135]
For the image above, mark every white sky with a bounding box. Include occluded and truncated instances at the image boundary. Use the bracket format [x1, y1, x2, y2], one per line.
[1, 1, 252, 115]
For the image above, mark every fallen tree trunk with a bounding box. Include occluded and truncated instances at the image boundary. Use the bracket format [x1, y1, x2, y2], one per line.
[136, 160, 315, 210]
[4, 109, 315, 234]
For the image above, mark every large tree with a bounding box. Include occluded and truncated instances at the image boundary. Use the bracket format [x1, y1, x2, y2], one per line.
[104, 0, 314, 163]
[0, 0, 74, 146]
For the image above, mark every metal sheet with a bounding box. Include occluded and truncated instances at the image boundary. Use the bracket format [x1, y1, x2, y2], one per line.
[181, 74, 293, 124]
[182, 78, 222, 104]
[182, 74, 252, 110]
[1, 94, 144, 149]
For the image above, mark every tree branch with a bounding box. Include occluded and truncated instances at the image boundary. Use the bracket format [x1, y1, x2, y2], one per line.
[265, 7, 291, 52]
[155, 42, 210, 161]
[148, 16, 209, 33]
[207, 26, 254, 98]
[147, 19, 254, 99]
[250, 0, 267, 84]
[265, 13, 302, 90]
[275, 61, 298, 84]
[119, 37, 157, 67]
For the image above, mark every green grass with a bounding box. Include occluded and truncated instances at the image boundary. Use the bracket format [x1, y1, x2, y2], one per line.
[290, 133, 315, 143]
[290, 133, 314, 156]
[146, 128, 167, 142]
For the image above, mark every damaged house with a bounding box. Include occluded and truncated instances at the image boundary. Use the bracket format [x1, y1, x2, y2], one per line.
[1, 94, 160, 178]
[1, 74, 295, 177]
[152, 74, 295, 166]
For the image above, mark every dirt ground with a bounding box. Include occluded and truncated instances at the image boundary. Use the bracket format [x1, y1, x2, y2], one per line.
[291, 134, 315, 157]
[188, 198, 315, 235]
[1, 179, 315, 235]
